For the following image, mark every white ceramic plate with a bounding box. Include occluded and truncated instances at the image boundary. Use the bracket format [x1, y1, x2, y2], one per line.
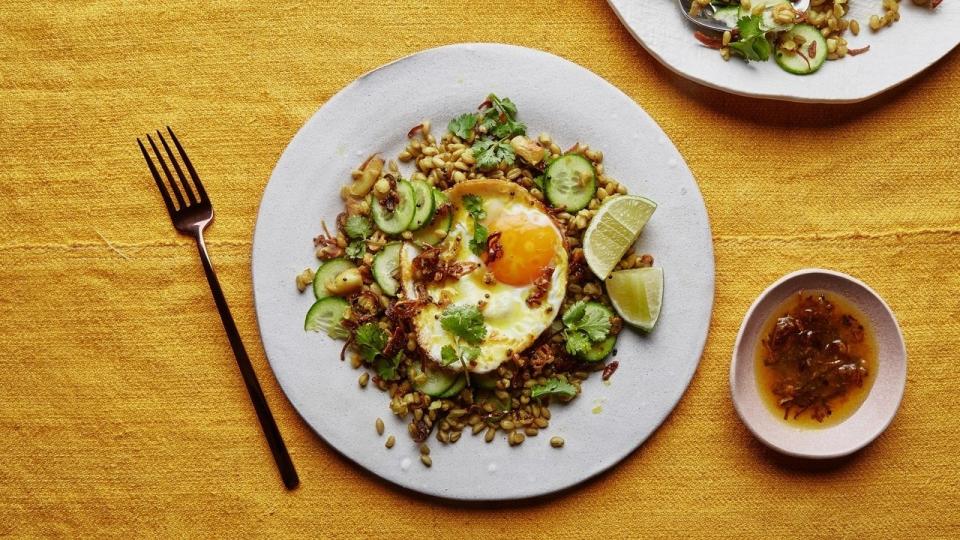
[730, 269, 907, 458]
[252, 43, 714, 500]
[607, 0, 960, 103]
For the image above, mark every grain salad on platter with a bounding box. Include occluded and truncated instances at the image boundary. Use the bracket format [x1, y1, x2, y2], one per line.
[689, 0, 943, 75]
[297, 95, 663, 465]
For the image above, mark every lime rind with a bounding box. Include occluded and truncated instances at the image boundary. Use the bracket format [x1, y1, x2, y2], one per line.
[582, 195, 656, 280]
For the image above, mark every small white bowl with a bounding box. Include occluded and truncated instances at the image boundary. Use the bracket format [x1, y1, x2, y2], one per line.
[731, 269, 907, 459]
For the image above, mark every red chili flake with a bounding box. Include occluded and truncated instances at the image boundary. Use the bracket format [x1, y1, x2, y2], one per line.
[477, 98, 492, 110]
[808, 41, 817, 59]
[694, 31, 723, 50]
[848, 45, 871, 56]
[931, 0, 942, 8]
[602, 361, 620, 381]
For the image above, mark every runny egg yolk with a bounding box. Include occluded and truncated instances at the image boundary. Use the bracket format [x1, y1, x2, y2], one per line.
[486, 213, 558, 286]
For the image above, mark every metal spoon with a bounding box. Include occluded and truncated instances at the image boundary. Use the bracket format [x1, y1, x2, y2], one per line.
[677, 0, 811, 33]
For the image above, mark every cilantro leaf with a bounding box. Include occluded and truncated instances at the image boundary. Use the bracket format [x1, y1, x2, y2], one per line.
[440, 345, 459, 367]
[564, 331, 591, 356]
[461, 345, 480, 363]
[440, 304, 487, 345]
[374, 351, 403, 381]
[471, 138, 515, 170]
[345, 240, 365, 261]
[562, 300, 612, 342]
[447, 113, 477, 140]
[487, 94, 519, 121]
[463, 195, 488, 256]
[562, 301, 587, 327]
[462, 195, 486, 220]
[491, 118, 526, 140]
[354, 322, 387, 362]
[729, 16, 772, 62]
[531, 378, 578, 400]
[469, 222, 488, 257]
[344, 215, 373, 240]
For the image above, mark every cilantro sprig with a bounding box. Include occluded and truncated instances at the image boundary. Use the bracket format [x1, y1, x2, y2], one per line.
[440, 304, 487, 345]
[562, 301, 612, 356]
[447, 113, 477, 140]
[447, 94, 526, 171]
[463, 194, 489, 256]
[729, 16, 772, 62]
[439, 304, 487, 381]
[354, 322, 401, 380]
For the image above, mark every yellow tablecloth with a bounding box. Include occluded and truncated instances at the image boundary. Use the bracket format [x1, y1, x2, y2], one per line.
[3, 1, 959, 537]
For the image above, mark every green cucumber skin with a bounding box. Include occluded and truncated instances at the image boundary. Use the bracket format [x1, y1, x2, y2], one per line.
[312, 258, 357, 300]
[545, 154, 597, 212]
[304, 296, 350, 338]
[372, 242, 402, 296]
[437, 375, 467, 398]
[580, 336, 617, 362]
[408, 180, 436, 231]
[412, 189, 453, 246]
[775, 24, 827, 75]
[412, 363, 460, 397]
[371, 180, 416, 235]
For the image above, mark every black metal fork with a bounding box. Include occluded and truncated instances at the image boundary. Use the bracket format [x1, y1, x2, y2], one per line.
[138, 128, 299, 490]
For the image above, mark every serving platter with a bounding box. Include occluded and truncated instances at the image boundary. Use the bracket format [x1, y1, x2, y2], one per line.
[607, 0, 959, 103]
[251, 43, 714, 500]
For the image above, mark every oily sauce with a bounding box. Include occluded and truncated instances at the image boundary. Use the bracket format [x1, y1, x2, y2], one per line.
[755, 291, 877, 428]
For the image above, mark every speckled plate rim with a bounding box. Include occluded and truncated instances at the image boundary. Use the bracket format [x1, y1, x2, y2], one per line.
[606, 0, 960, 103]
[251, 43, 715, 500]
[730, 268, 907, 459]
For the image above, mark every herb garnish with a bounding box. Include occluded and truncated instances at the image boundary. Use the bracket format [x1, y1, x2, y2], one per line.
[531, 377, 577, 400]
[729, 16, 772, 62]
[463, 194, 489, 256]
[447, 113, 477, 140]
[439, 303, 487, 383]
[344, 215, 373, 240]
[562, 300, 612, 356]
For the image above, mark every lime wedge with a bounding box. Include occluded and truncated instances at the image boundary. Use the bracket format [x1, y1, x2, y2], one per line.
[605, 267, 663, 332]
[582, 195, 656, 279]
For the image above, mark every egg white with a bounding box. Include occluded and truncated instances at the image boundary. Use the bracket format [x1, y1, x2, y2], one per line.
[400, 180, 568, 373]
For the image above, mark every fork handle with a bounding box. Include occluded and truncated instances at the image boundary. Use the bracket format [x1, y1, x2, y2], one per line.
[195, 231, 300, 490]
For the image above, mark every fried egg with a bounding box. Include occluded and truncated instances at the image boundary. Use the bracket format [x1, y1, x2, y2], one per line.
[400, 180, 568, 373]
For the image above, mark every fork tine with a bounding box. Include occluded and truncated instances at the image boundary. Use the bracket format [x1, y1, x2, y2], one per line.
[157, 130, 197, 205]
[166, 126, 208, 203]
[147, 134, 187, 210]
[138, 138, 176, 217]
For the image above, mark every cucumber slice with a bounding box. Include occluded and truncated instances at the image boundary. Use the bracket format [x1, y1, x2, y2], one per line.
[304, 297, 350, 338]
[580, 336, 616, 362]
[711, 5, 740, 27]
[372, 242, 402, 296]
[437, 375, 467, 398]
[371, 180, 416, 235]
[775, 24, 827, 75]
[411, 190, 453, 246]
[408, 180, 436, 231]
[545, 154, 596, 212]
[472, 372, 498, 390]
[312, 258, 357, 300]
[411, 362, 460, 397]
